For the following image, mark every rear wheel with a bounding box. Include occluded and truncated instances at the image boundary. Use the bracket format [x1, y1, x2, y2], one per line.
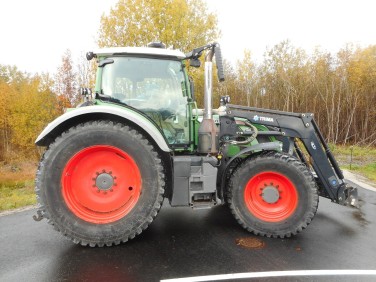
[228, 152, 318, 238]
[36, 121, 165, 247]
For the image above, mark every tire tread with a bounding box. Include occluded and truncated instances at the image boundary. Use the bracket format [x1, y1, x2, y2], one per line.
[35, 120, 165, 247]
[227, 151, 319, 238]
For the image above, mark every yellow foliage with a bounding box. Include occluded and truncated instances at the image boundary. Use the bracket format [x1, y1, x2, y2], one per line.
[98, 0, 219, 52]
[0, 67, 60, 161]
[9, 76, 60, 156]
[97, 0, 219, 108]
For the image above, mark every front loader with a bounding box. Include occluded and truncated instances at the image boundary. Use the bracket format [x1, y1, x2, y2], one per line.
[34, 42, 358, 247]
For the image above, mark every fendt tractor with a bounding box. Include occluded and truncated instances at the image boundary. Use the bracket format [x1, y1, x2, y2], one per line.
[34, 42, 358, 247]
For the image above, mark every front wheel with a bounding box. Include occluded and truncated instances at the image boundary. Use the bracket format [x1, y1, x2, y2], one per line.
[227, 152, 319, 238]
[36, 121, 165, 247]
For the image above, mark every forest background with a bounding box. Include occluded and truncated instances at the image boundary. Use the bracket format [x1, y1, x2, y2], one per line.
[0, 0, 375, 210]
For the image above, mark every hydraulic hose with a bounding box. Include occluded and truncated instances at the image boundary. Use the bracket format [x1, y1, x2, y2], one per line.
[223, 120, 258, 145]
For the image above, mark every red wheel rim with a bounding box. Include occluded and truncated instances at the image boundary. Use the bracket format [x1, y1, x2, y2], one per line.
[61, 145, 141, 224]
[244, 171, 298, 222]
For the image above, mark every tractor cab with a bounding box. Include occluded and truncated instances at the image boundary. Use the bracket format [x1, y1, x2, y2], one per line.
[91, 47, 191, 147]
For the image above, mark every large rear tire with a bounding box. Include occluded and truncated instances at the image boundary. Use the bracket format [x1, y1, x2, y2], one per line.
[36, 121, 165, 247]
[228, 152, 318, 238]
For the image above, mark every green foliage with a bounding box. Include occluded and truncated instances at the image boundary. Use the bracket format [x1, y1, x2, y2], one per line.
[0, 162, 37, 211]
[0, 161, 37, 211]
[344, 163, 376, 182]
[0, 180, 36, 211]
[331, 144, 376, 158]
[330, 144, 376, 182]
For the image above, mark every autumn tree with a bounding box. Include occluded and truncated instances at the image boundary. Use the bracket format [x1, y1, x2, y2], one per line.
[236, 50, 256, 107]
[260, 40, 309, 112]
[0, 64, 26, 86]
[0, 65, 60, 160]
[98, 0, 218, 51]
[9, 75, 60, 158]
[342, 45, 376, 144]
[0, 65, 26, 159]
[98, 0, 219, 106]
[54, 49, 79, 110]
[76, 52, 96, 90]
[0, 77, 15, 159]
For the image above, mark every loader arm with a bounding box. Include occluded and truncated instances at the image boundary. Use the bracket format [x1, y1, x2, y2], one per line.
[226, 104, 358, 207]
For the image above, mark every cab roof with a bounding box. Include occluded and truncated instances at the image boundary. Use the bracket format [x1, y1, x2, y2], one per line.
[93, 47, 186, 60]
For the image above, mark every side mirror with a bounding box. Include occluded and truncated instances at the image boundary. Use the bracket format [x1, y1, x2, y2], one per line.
[86, 52, 95, 61]
[189, 58, 201, 68]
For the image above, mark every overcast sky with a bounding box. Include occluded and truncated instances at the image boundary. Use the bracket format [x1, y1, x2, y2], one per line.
[0, 0, 375, 74]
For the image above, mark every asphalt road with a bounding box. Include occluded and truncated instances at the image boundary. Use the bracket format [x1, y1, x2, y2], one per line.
[1, 180, 376, 282]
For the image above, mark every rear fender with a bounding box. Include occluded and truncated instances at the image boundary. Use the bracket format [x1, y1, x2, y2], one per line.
[35, 105, 171, 152]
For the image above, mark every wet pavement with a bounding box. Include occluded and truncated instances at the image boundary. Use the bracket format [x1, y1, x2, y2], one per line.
[1, 180, 376, 282]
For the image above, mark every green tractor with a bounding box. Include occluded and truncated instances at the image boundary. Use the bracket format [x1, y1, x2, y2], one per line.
[34, 42, 358, 247]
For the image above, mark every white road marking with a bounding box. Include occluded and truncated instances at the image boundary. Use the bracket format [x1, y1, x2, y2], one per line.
[161, 270, 376, 282]
[0, 205, 36, 217]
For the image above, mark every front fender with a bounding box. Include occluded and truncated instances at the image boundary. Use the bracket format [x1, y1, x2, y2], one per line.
[218, 141, 282, 199]
[35, 105, 171, 152]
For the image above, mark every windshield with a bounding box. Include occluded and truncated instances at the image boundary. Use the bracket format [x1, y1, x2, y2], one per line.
[101, 57, 189, 145]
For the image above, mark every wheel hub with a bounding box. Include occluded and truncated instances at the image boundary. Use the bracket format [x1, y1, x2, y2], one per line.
[244, 171, 298, 222]
[262, 186, 280, 204]
[62, 145, 142, 224]
[95, 173, 114, 191]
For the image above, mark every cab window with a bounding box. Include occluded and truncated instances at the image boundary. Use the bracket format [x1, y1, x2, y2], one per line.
[101, 57, 189, 145]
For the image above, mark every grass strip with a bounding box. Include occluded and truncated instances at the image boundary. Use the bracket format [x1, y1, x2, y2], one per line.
[0, 180, 36, 211]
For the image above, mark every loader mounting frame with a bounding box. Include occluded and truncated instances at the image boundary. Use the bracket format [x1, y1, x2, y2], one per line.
[225, 104, 358, 207]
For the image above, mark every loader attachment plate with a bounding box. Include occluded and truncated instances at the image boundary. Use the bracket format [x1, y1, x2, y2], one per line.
[338, 184, 359, 208]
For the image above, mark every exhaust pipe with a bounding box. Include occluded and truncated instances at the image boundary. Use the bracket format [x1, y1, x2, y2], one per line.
[198, 47, 219, 154]
[204, 50, 214, 120]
